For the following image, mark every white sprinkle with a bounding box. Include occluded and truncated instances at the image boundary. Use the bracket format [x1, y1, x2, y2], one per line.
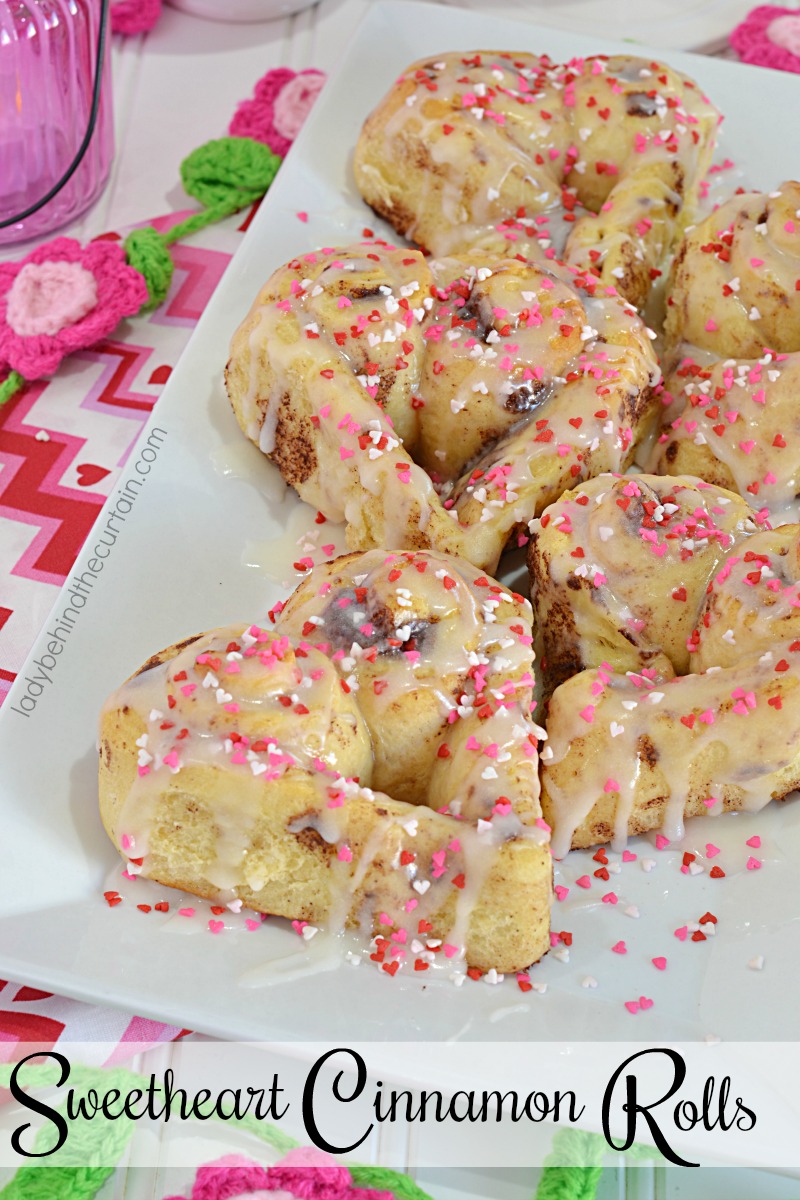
[624, 905, 640, 919]
[748, 955, 764, 971]
[581, 976, 598, 989]
[35, 429, 50, 442]
[413, 880, 431, 895]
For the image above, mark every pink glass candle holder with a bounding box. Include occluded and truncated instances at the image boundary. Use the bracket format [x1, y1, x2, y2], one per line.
[0, 0, 114, 246]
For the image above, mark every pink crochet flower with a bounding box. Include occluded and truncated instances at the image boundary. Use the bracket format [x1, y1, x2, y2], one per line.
[163, 1148, 395, 1200]
[730, 6, 800, 72]
[0, 236, 148, 380]
[111, 0, 163, 35]
[228, 69, 326, 158]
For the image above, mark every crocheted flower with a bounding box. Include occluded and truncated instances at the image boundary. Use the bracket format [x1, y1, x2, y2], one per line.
[267, 1148, 394, 1200]
[228, 68, 326, 158]
[0, 237, 149, 380]
[111, 0, 163, 36]
[730, 6, 800, 72]
[163, 1149, 395, 1200]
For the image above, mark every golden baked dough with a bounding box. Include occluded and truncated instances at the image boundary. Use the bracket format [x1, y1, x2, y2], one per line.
[664, 181, 800, 358]
[99, 549, 551, 975]
[354, 50, 719, 309]
[528, 473, 758, 696]
[651, 183, 800, 520]
[528, 465, 800, 850]
[541, 650, 800, 854]
[225, 240, 660, 574]
[694, 524, 800, 670]
[648, 349, 800, 522]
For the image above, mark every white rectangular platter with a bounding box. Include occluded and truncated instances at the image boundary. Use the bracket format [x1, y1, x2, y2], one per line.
[1, 1, 799, 1045]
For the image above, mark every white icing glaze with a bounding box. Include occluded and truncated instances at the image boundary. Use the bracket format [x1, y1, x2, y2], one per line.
[101, 549, 550, 976]
[543, 648, 800, 857]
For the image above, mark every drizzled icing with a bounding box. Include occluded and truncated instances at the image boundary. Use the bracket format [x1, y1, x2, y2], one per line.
[664, 182, 800, 358]
[651, 183, 800, 521]
[529, 472, 759, 693]
[225, 239, 659, 574]
[354, 50, 719, 308]
[100, 549, 551, 976]
[542, 646, 800, 857]
[695, 524, 800, 670]
[651, 349, 800, 525]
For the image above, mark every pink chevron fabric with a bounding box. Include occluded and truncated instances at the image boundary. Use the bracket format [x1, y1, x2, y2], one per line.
[0, 59, 324, 1074]
[0, 211, 242, 1045]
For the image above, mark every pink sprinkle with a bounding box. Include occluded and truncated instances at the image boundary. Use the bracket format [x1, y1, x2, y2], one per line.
[162, 750, 179, 769]
[604, 778, 619, 793]
[704, 319, 718, 332]
[322, 543, 335, 555]
[750, 258, 764, 267]
[579, 705, 595, 723]
[180, 684, 195, 697]
[746, 856, 762, 870]
[339, 447, 354, 460]
[178, 907, 195, 917]
[622, 850, 637, 863]
[121, 834, 132, 851]
[575, 875, 591, 889]
[337, 297, 352, 308]
[674, 926, 688, 941]
[296, 211, 308, 222]
[625, 1000, 640, 1014]
[443, 943, 459, 959]
[554, 885, 570, 901]
[639, 996, 654, 1010]
[705, 843, 721, 858]
[746, 835, 761, 848]
[739, 440, 755, 455]
[337, 845, 353, 862]
[208, 920, 224, 934]
[655, 834, 670, 850]
[602, 892, 618, 905]
[245, 918, 261, 931]
[611, 941, 627, 954]
[652, 957, 667, 971]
